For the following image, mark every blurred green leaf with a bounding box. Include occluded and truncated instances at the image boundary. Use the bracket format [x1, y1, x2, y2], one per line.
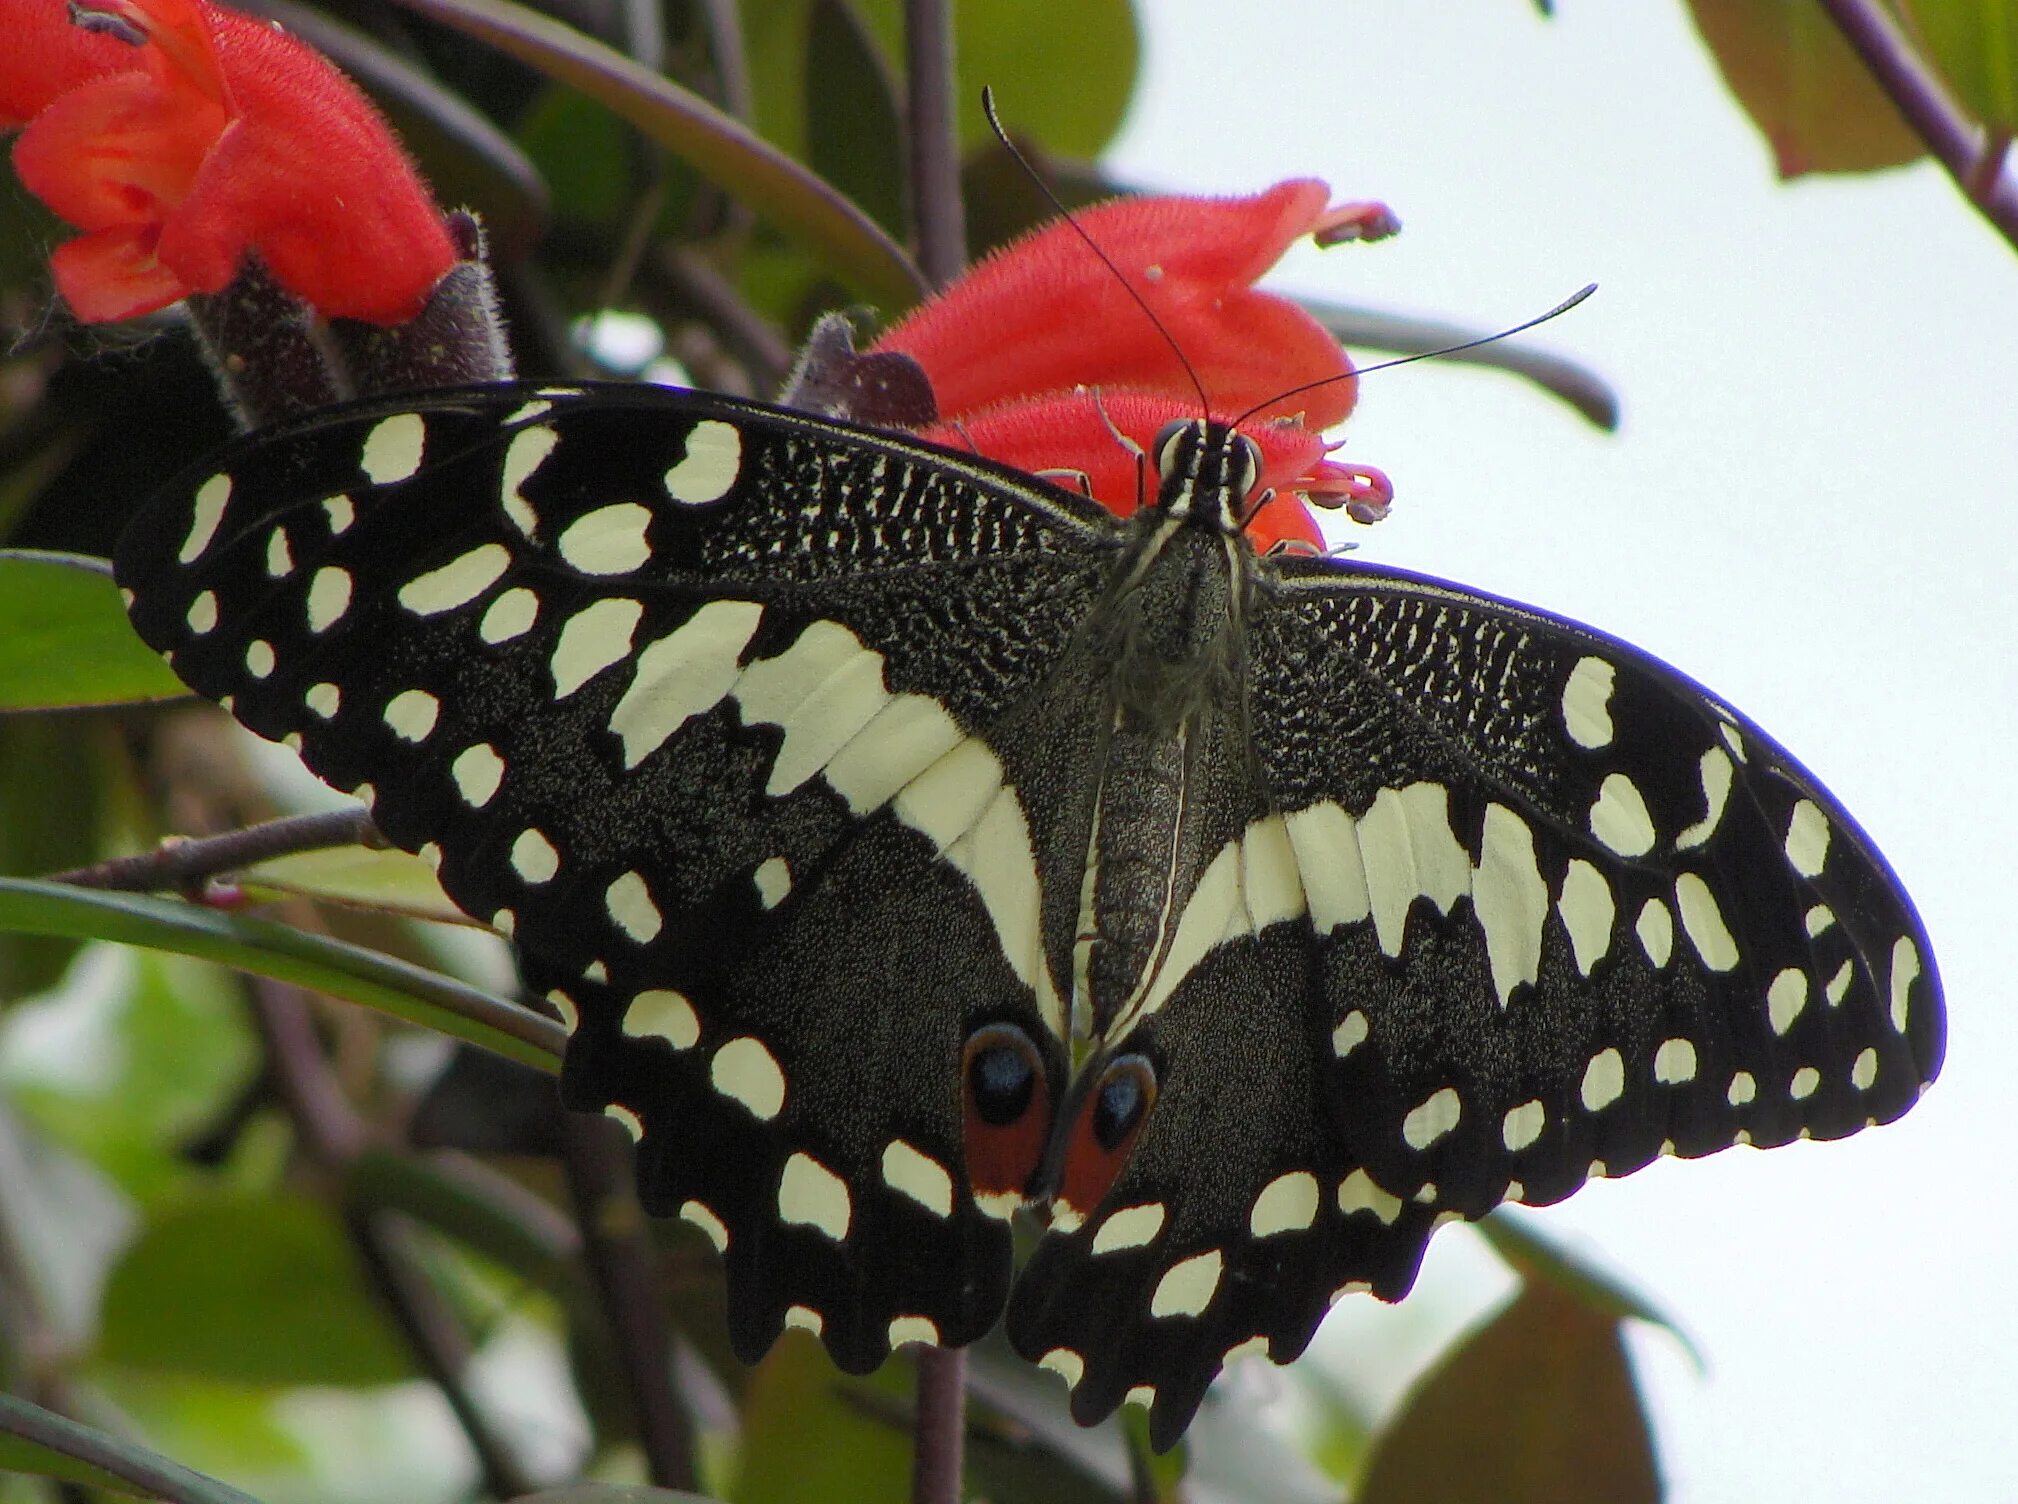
[238, 844, 470, 926]
[97, 1194, 413, 1385]
[0, 1392, 265, 1504]
[517, 86, 643, 225]
[0, 551, 187, 711]
[1686, 0, 1923, 175]
[806, 0, 908, 238]
[1357, 1281, 1660, 1504]
[730, 1332, 911, 1503]
[1898, 0, 2018, 133]
[0, 715, 112, 997]
[1476, 1208, 1700, 1366]
[0, 878, 563, 1072]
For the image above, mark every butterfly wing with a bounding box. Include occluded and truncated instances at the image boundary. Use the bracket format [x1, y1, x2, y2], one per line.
[115, 381, 1124, 1369]
[1007, 552, 1944, 1448]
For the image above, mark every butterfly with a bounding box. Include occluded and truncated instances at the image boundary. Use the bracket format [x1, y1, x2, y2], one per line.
[115, 379, 1944, 1447]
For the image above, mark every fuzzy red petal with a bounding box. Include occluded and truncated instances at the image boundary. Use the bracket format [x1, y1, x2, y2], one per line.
[48, 223, 189, 319]
[0, 0, 141, 126]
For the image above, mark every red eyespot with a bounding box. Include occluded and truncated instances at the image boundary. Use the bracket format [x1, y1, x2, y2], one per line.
[961, 1022, 1052, 1208]
[1056, 1053, 1159, 1223]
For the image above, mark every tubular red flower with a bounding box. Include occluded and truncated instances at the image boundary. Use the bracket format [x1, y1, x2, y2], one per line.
[4, 0, 455, 324]
[877, 181, 1391, 551]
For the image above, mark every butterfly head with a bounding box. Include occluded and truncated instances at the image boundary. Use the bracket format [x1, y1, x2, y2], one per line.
[1150, 418, 1265, 534]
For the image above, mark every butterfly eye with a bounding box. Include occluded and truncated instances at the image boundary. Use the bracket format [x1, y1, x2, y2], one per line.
[1150, 420, 1191, 476]
[1057, 1053, 1159, 1222]
[1235, 434, 1265, 499]
[962, 1022, 1052, 1208]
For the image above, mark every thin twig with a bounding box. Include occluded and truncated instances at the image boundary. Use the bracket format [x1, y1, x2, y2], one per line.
[911, 1345, 967, 1504]
[693, 0, 752, 121]
[48, 809, 379, 892]
[1819, 0, 2018, 252]
[559, 1114, 698, 1490]
[905, 0, 966, 286]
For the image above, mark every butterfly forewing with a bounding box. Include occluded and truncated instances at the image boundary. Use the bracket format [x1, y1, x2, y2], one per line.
[117, 387, 1943, 1451]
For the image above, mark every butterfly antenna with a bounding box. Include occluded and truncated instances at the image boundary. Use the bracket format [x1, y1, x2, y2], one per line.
[1230, 283, 1599, 429]
[981, 87, 1212, 417]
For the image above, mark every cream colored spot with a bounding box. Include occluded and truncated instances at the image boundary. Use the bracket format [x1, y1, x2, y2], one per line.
[1332, 1010, 1369, 1059]
[680, 1200, 728, 1251]
[1403, 1087, 1462, 1150]
[664, 418, 742, 504]
[606, 870, 662, 943]
[305, 682, 340, 718]
[491, 908, 514, 936]
[1359, 782, 1472, 959]
[451, 742, 505, 807]
[1727, 1071, 1757, 1106]
[265, 527, 294, 578]
[500, 424, 557, 535]
[604, 1103, 643, 1141]
[1675, 873, 1739, 971]
[323, 495, 355, 534]
[1805, 904, 1835, 938]
[1784, 800, 1830, 877]
[1790, 1066, 1821, 1100]
[778, 1151, 851, 1241]
[1653, 1038, 1698, 1084]
[1558, 859, 1614, 976]
[1581, 1047, 1626, 1111]
[559, 502, 654, 575]
[1039, 1349, 1085, 1389]
[712, 1037, 785, 1120]
[479, 587, 540, 644]
[186, 591, 219, 634]
[754, 856, 792, 908]
[1091, 1202, 1166, 1254]
[1125, 1385, 1156, 1411]
[783, 1305, 823, 1336]
[1250, 1171, 1320, 1237]
[306, 566, 352, 633]
[510, 828, 559, 883]
[180, 474, 232, 563]
[1590, 772, 1656, 857]
[1338, 1170, 1401, 1223]
[1473, 803, 1549, 1005]
[1768, 969, 1810, 1035]
[888, 1316, 939, 1348]
[1562, 656, 1616, 749]
[551, 597, 643, 697]
[1636, 897, 1674, 967]
[418, 842, 442, 869]
[1676, 747, 1734, 849]
[1890, 937, 1920, 1034]
[1224, 1335, 1271, 1364]
[545, 988, 579, 1032]
[610, 599, 764, 768]
[1502, 1099, 1546, 1152]
[1852, 1048, 1879, 1090]
[1826, 958, 1855, 1005]
[1283, 799, 1372, 931]
[398, 544, 509, 616]
[361, 412, 426, 484]
[1150, 1249, 1223, 1318]
[383, 688, 440, 742]
[881, 1139, 953, 1218]
[624, 989, 699, 1049]
[244, 640, 276, 679]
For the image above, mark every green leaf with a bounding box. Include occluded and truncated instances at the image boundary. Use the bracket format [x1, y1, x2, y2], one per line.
[806, 0, 908, 238]
[1685, 0, 1924, 175]
[96, 1193, 414, 1386]
[0, 552, 187, 711]
[0, 1393, 264, 1504]
[1898, 0, 2018, 133]
[730, 1332, 911, 1504]
[0, 878, 563, 1073]
[0, 716, 112, 997]
[1475, 1208, 1700, 1366]
[1357, 1281, 1661, 1504]
[237, 845, 471, 926]
[389, 0, 924, 310]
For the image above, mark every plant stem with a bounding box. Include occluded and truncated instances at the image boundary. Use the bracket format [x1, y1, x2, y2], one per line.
[48, 808, 379, 892]
[911, 1345, 967, 1504]
[1819, 0, 2018, 251]
[905, 0, 966, 286]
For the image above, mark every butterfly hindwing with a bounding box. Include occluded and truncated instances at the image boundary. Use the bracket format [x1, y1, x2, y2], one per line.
[114, 381, 1122, 1369]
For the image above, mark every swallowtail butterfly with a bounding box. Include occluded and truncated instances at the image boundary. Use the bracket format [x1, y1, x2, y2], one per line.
[116, 380, 1943, 1447]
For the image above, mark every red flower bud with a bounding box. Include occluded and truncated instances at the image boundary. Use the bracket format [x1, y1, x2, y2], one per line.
[4, 0, 456, 324]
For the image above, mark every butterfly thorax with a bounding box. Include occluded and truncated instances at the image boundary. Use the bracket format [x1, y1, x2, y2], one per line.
[1073, 422, 1261, 1037]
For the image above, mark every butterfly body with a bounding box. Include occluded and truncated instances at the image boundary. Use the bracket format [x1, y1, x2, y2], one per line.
[116, 381, 1943, 1447]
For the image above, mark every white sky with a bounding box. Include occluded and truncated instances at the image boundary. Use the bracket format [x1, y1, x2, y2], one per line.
[1109, 5, 2018, 1501]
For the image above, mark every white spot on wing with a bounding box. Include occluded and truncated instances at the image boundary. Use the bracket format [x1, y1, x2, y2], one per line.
[1038, 1348, 1085, 1389]
[1561, 656, 1615, 748]
[510, 828, 559, 883]
[1332, 1010, 1369, 1059]
[479, 586, 540, 644]
[754, 856, 791, 908]
[710, 1037, 785, 1119]
[186, 591, 219, 635]
[1359, 783, 1470, 958]
[1768, 968, 1810, 1035]
[664, 419, 742, 505]
[881, 1140, 954, 1218]
[888, 1316, 939, 1348]
[1581, 1047, 1626, 1111]
[1636, 897, 1673, 967]
[1675, 747, 1734, 849]
[558, 502, 654, 575]
[1557, 859, 1614, 976]
[551, 597, 643, 698]
[500, 424, 557, 536]
[305, 682, 340, 718]
[783, 1305, 822, 1335]
[606, 870, 662, 943]
[1337, 1170, 1401, 1224]
[181, 474, 233, 563]
[1852, 1047, 1879, 1089]
[1502, 1099, 1546, 1152]
[1472, 804, 1548, 1005]
[323, 495, 355, 534]
[603, 1103, 643, 1140]
[1790, 1066, 1821, 1100]
[265, 527, 293, 578]
[383, 688, 440, 742]
[1149, 1249, 1222, 1317]
[361, 412, 426, 484]
[680, 1200, 728, 1251]
[1889, 937, 1920, 1033]
[624, 989, 699, 1048]
[1827, 958, 1855, 1005]
[1805, 904, 1835, 938]
[306, 566, 352, 633]
[399, 544, 509, 616]
[451, 742, 505, 806]
[1403, 1087, 1461, 1149]
[610, 600, 763, 766]
[1249, 1171, 1319, 1237]
[244, 640, 276, 679]
[735, 621, 892, 795]
[778, 1151, 851, 1241]
[1784, 800, 1830, 877]
[1653, 1038, 1698, 1084]
[1590, 772, 1656, 857]
[1091, 1202, 1166, 1254]
[1675, 872, 1739, 970]
[1727, 1071, 1757, 1106]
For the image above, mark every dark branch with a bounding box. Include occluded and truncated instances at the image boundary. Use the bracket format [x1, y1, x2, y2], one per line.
[911, 1345, 967, 1504]
[47, 809, 380, 892]
[905, 0, 966, 286]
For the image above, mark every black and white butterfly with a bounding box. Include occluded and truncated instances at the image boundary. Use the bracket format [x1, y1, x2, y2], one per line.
[115, 380, 1943, 1447]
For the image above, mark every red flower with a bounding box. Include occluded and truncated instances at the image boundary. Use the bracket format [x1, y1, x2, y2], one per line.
[3, 0, 455, 324]
[873, 182, 1394, 550]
